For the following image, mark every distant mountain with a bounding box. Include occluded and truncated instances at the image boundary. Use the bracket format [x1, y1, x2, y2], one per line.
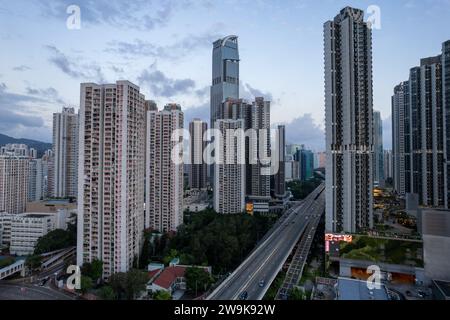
[0, 133, 52, 158]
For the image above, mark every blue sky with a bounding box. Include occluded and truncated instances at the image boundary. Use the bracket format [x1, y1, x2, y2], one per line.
[1, 0, 450, 151]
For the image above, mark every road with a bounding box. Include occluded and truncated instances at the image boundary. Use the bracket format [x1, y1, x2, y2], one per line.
[0, 282, 74, 300]
[208, 184, 325, 300]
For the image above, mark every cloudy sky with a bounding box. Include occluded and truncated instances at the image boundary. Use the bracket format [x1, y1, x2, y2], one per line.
[1, 0, 450, 151]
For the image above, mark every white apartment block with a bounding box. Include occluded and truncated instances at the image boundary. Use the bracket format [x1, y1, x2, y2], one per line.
[214, 119, 246, 214]
[189, 119, 208, 190]
[146, 104, 184, 233]
[0, 155, 29, 214]
[28, 158, 44, 202]
[324, 7, 374, 233]
[0, 144, 31, 157]
[77, 81, 146, 278]
[52, 107, 78, 198]
[9, 213, 56, 256]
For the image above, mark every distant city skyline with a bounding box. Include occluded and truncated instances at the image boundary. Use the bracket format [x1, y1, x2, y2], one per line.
[2, 0, 450, 150]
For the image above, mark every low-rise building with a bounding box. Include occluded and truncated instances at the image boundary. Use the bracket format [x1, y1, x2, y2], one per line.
[9, 213, 56, 256]
[336, 277, 389, 300]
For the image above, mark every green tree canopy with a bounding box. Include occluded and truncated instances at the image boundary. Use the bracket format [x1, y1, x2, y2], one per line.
[109, 269, 148, 300]
[34, 228, 76, 254]
[153, 290, 172, 300]
[185, 267, 213, 295]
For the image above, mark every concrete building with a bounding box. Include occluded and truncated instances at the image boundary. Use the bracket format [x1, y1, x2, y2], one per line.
[189, 119, 208, 190]
[422, 209, 450, 282]
[336, 277, 389, 300]
[410, 56, 445, 207]
[28, 158, 44, 202]
[214, 118, 246, 214]
[324, 7, 374, 233]
[314, 152, 326, 169]
[272, 125, 286, 197]
[0, 154, 29, 214]
[383, 150, 393, 182]
[146, 104, 184, 233]
[392, 81, 410, 196]
[244, 98, 271, 213]
[9, 213, 56, 256]
[443, 41, 450, 208]
[0, 144, 31, 157]
[51, 107, 78, 198]
[285, 155, 295, 182]
[373, 111, 384, 187]
[77, 81, 146, 278]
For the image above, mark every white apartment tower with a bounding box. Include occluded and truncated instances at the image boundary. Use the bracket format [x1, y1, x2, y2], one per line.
[77, 81, 146, 278]
[52, 107, 78, 198]
[0, 154, 29, 214]
[324, 7, 374, 233]
[214, 119, 246, 214]
[146, 104, 184, 233]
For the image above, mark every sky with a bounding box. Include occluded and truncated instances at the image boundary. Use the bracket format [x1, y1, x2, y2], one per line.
[1, 0, 450, 151]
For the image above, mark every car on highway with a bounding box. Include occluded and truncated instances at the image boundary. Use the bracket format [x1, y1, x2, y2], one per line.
[259, 280, 265, 287]
[239, 291, 248, 300]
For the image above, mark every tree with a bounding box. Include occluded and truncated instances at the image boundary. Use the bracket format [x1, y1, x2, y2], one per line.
[109, 269, 148, 300]
[139, 235, 151, 269]
[82, 259, 103, 283]
[185, 267, 213, 295]
[0, 256, 15, 268]
[98, 286, 116, 300]
[153, 290, 172, 300]
[34, 229, 76, 254]
[79, 276, 93, 294]
[25, 255, 43, 270]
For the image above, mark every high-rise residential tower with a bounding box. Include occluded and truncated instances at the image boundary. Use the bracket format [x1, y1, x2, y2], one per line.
[324, 7, 374, 233]
[52, 107, 78, 198]
[373, 111, 384, 187]
[443, 41, 450, 208]
[77, 81, 146, 278]
[409, 57, 445, 207]
[214, 118, 246, 214]
[146, 104, 184, 232]
[392, 81, 410, 196]
[189, 119, 208, 190]
[0, 154, 29, 214]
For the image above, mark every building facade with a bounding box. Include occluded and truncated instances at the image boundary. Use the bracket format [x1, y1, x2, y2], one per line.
[213, 118, 246, 214]
[77, 81, 146, 278]
[51, 107, 78, 198]
[373, 111, 384, 187]
[146, 104, 184, 233]
[0, 154, 29, 214]
[324, 7, 374, 233]
[272, 125, 286, 197]
[392, 82, 410, 196]
[189, 119, 208, 190]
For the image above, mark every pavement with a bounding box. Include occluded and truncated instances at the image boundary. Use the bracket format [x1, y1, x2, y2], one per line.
[208, 184, 325, 300]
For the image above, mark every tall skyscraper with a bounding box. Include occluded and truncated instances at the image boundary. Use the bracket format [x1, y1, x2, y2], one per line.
[373, 111, 384, 187]
[189, 119, 208, 190]
[0, 154, 29, 214]
[146, 104, 184, 233]
[52, 107, 78, 198]
[272, 125, 286, 197]
[77, 81, 146, 278]
[324, 7, 374, 233]
[295, 147, 314, 181]
[409, 56, 445, 207]
[392, 81, 410, 196]
[210, 35, 240, 127]
[214, 118, 246, 214]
